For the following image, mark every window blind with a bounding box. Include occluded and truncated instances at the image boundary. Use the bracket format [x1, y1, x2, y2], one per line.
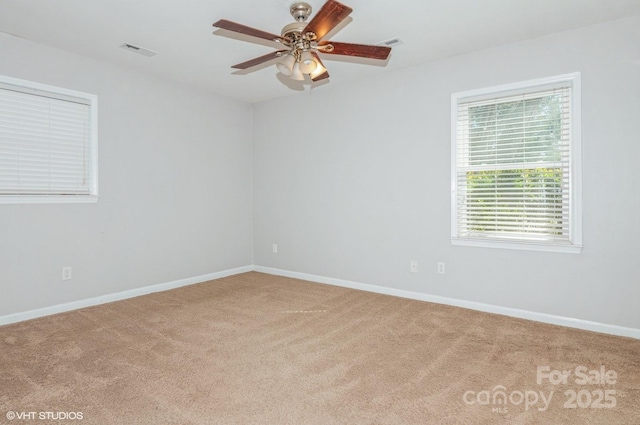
[454, 86, 572, 243]
[0, 83, 92, 195]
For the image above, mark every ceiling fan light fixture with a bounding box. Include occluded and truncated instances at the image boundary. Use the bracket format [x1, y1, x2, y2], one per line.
[276, 53, 296, 76]
[214, 0, 392, 86]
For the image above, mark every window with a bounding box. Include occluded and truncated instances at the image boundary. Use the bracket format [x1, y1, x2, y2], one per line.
[0, 75, 98, 204]
[451, 73, 581, 253]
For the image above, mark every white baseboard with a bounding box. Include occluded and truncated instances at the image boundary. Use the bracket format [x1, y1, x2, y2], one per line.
[4, 265, 638, 340]
[253, 266, 640, 340]
[0, 266, 253, 326]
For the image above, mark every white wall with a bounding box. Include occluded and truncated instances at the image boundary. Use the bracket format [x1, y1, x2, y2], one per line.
[0, 33, 253, 316]
[253, 16, 640, 330]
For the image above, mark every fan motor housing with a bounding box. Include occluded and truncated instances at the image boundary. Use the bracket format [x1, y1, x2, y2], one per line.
[281, 21, 307, 38]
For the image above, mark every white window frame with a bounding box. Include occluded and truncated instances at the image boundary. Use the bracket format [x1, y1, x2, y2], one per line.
[0, 74, 98, 204]
[451, 73, 582, 253]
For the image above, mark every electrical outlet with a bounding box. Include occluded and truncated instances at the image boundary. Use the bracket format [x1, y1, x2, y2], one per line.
[272, 244, 278, 253]
[62, 266, 72, 281]
[437, 262, 445, 274]
[410, 260, 418, 273]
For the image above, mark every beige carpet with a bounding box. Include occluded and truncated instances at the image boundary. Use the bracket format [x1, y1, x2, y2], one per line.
[1, 272, 639, 424]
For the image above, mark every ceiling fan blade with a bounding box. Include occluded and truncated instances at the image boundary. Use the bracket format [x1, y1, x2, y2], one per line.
[318, 41, 391, 60]
[303, 0, 353, 41]
[231, 50, 288, 69]
[312, 71, 330, 82]
[310, 52, 330, 81]
[213, 19, 284, 43]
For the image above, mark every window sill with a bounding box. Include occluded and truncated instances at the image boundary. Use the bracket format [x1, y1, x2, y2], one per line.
[451, 238, 582, 254]
[0, 195, 99, 205]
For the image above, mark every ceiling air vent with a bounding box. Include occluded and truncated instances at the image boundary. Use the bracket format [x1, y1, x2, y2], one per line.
[119, 43, 157, 57]
[378, 37, 404, 48]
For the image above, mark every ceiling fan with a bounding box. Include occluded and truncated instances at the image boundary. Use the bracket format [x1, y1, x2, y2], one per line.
[212, 0, 392, 83]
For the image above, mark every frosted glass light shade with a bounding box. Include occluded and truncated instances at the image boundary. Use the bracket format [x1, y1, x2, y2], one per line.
[298, 51, 318, 74]
[290, 63, 305, 81]
[276, 53, 296, 76]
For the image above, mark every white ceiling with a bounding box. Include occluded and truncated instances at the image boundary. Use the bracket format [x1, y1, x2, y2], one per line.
[1, 0, 639, 104]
